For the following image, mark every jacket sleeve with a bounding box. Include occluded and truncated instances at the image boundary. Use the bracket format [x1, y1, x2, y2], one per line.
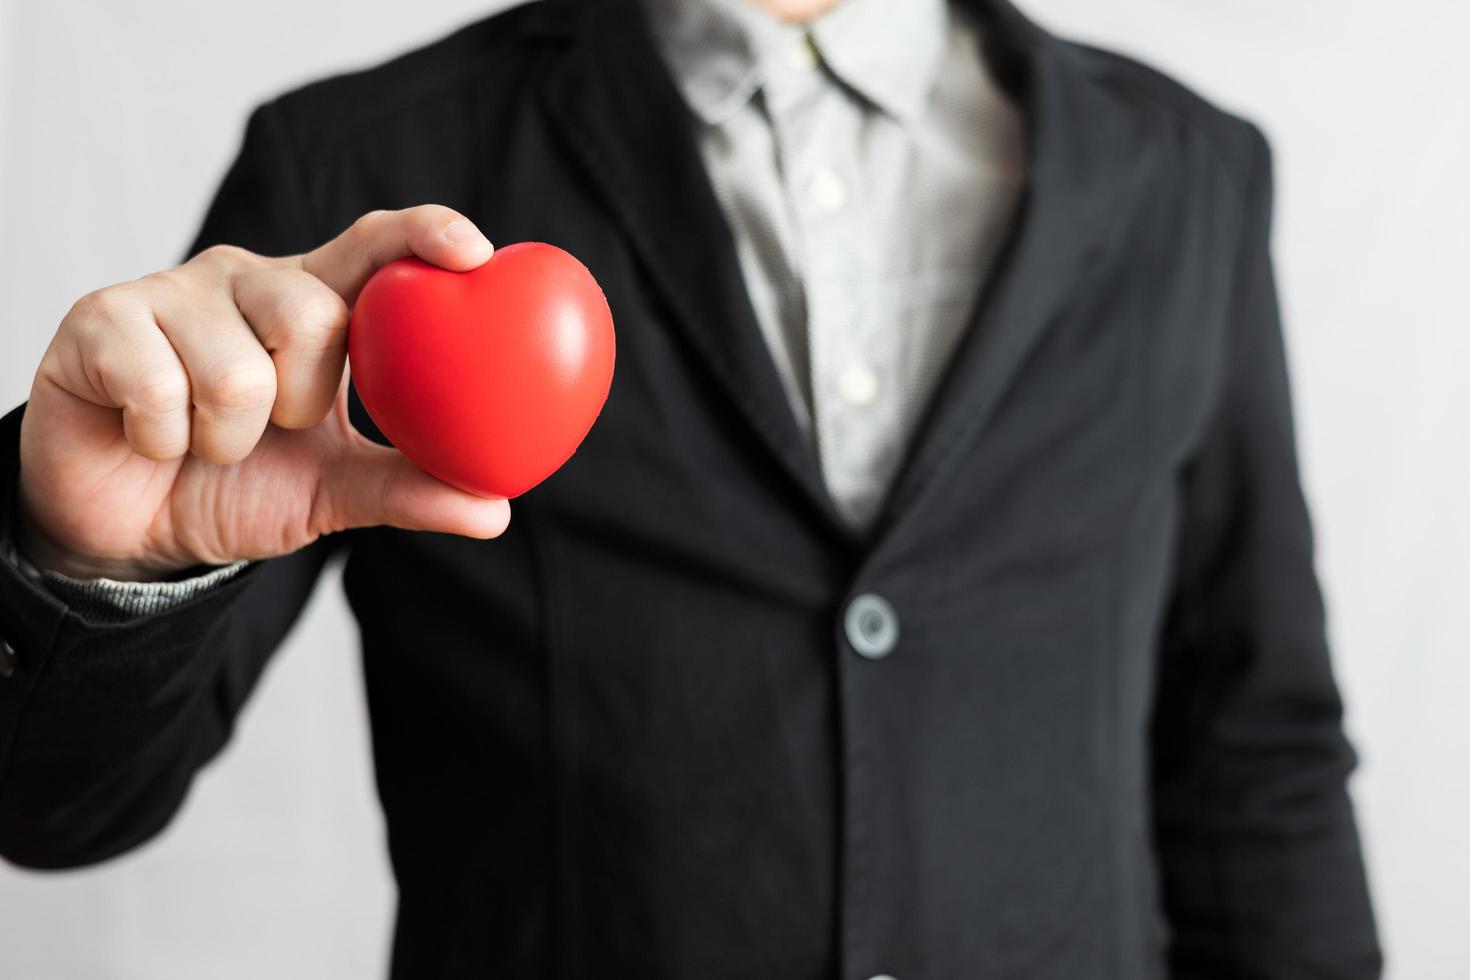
[0, 100, 339, 869]
[1149, 126, 1382, 978]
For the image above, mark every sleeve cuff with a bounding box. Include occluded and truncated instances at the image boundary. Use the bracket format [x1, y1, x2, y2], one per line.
[8, 542, 251, 625]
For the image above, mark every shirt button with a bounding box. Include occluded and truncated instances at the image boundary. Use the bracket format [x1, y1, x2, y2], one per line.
[785, 34, 819, 70]
[837, 364, 880, 406]
[0, 638, 16, 679]
[809, 169, 848, 212]
[845, 593, 899, 659]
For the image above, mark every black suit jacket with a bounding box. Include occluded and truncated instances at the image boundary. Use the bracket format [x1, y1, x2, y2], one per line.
[0, 0, 1380, 977]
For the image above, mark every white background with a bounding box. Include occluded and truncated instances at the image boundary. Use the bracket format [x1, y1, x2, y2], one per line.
[1, 1, 1465, 977]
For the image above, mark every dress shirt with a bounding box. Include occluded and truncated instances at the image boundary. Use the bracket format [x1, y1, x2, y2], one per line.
[643, 0, 1024, 528]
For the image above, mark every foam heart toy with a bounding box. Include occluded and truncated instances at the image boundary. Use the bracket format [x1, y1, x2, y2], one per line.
[348, 242, 615, 498]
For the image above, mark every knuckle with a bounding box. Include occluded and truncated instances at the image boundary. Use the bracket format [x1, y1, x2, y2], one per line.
[67, 287, 132, 326]
[131, 371, 190, 418]
[188, 243, 263, 278]
[141, 265, 188, 289]
[199, 360, 276, 413]
[351, 209, 392, 237]
[243, 268, 349, 350]
[407, 203, 458, 234]
[199, 243, 237, 261]
[142, 265, 229, 311]
[283, 290, 349, 346]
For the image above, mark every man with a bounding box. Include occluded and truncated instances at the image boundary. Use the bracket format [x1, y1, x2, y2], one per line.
[0, 0, 1381, 976]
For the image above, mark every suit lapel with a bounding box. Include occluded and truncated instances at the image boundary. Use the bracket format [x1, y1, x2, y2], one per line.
[531, 0, 856, 540]
[867, 0, 1138, 545]
[531, 0, 1135, 548]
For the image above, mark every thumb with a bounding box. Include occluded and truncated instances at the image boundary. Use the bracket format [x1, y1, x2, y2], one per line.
[297, 205, 493, 307]
[321, 436, 512, 539]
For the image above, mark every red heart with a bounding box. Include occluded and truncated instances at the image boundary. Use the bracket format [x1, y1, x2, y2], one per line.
[348, 242, 615, 498]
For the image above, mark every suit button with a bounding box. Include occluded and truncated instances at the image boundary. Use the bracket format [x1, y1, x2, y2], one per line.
[0, 638, 15, 678]
[867, 975, 899, 980]
[845, 593, 898, 659]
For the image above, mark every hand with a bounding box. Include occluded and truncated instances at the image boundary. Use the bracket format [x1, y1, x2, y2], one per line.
[17, 206, 511, 581]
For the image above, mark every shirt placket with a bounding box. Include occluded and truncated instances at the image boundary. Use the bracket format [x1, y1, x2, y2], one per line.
[761, 32, 888, 529]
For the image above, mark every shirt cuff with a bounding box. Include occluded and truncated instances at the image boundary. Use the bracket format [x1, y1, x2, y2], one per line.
[6, 541, 249, 626]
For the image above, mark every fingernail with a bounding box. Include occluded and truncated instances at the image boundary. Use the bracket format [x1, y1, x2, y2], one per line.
[444, 220, 490, 248]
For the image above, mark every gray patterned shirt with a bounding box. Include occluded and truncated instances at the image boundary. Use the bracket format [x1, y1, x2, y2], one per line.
[19, 0, 1024, 617]
[645, 0, 1024, 526]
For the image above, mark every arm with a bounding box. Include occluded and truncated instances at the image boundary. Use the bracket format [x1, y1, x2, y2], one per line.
[1150, 127, 1382, 978]
[0, 104, 329, 868]
[0, 103, 507, 869]
[0, 427, 333, 868]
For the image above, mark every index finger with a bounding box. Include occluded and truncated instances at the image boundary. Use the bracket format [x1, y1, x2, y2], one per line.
[295, 205, 493, 305]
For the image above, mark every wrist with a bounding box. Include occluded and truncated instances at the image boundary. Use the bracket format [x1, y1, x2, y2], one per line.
[15, 484, 181, 583]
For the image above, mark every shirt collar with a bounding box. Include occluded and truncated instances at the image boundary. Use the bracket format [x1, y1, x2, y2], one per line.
[641, 0, 951, 126]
